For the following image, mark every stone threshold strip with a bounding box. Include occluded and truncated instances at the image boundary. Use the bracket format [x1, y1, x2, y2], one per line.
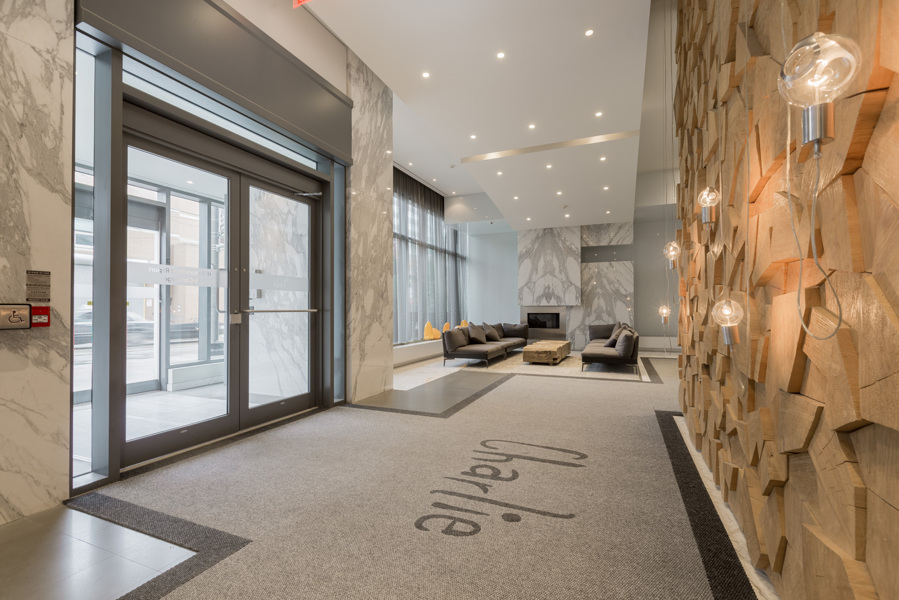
[415, 440, 588, 537]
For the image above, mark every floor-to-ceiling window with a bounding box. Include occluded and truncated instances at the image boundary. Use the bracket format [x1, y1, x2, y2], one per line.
[392, 169, 467, 344]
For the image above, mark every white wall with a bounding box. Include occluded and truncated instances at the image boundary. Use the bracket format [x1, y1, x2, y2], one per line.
[466, 232, 520, 325]
[633, 218, 679, 339]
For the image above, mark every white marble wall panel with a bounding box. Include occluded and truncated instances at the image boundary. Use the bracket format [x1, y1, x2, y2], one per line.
[346, 51, 393, 402]
[518, 227, 581, 306]
[581, 222, 634, 246]
[0, 1, 74, 525]
[569, 262, 635, 351]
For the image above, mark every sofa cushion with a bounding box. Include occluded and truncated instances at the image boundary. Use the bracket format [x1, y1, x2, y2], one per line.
[615, 331, 635, 358]
[499, 337, 526, 346]
[604, 327, 625, 347]
[468, 324, 487, 344]
[502, 322, 528, 338]
[452, 343, 506, 358]
[482, 322, 501, 341]
[588, 324, 616, 341]
[492, 323, 505, 337]
[581, 345, 620, 360]
[444, 328, 467, 353]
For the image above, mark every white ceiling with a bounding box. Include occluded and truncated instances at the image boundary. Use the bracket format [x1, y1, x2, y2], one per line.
[308, 0, 674, 231]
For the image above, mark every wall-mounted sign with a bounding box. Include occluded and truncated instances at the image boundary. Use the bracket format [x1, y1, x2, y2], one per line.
[26, 270, 50, 303]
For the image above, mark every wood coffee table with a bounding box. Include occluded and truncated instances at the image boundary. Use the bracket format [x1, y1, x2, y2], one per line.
[522, 340, 571, 365]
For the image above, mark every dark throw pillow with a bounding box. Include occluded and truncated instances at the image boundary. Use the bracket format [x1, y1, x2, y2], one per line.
[468, 324, 487, 344]
[502, 322, 528, 338]
[615, 331, 635, 358]
[604, 327, 625, 347]
[444, 328, 466, 353]
[491, 323, 505, 338]
[482, 322, 501, 341]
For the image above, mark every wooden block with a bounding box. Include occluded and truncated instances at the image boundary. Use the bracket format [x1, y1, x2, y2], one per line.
[864, 491, 899, 600]
[852, 424, 899, 515]
[860, 371, 899, 432]
[809, 416, 868, 561]
[884, 0, 899, 73]
[732, 468, 770, 569]
[817, 176, 866, 273]
[861, 76, 899, 205]
[760, 486, 788, 573]
[853, 167, 899, 286]
[760, 440, 789, 496]
[753, 334, 769, 382]
[769, 290, 818, 393]
[801, 524, 878, 600]
[775, 389, 824, 453]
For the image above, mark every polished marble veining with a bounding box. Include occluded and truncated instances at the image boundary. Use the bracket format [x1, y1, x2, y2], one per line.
[0, 0, 74, 525]
[518, 227, 581, 306]
[346, 50, 394, 402]
[581, 222, 634, 246]
[569, 261, 635, 350]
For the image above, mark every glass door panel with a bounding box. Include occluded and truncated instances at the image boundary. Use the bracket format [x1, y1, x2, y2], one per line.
[244, 184, 314, 419]
[125, 146, 230, 441]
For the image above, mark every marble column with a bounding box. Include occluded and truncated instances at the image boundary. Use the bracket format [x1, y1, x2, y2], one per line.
[346, 51, 393, 402]
[0, 1, 74, 524]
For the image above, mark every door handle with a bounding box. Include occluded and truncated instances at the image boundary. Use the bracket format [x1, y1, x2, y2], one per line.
[241, 309, 318, 314]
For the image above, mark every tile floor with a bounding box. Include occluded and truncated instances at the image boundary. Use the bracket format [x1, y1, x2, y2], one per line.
[0, 506, 194, 600]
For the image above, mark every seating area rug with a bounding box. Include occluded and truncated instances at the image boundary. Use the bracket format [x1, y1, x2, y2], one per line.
[67, 373, 756, 600]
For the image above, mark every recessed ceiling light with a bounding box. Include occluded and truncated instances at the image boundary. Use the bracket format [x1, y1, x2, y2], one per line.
[387, 187, 392, 190]
[565, 214, 570, 218]
[432, 178, 437, 182]
[556, 191, 562, 196]
[386, 150, 392, 154]
[546, 164, 552, 169]
[474, 207, 478, 210]
[600, 156, 606, 161]
[595, 111, 603, 117]
[513, 196, 519, 200]
[452, 191, 456, 195]
[186, 180, 193, 184]
[604, 186, 609, 190]
[497, 52, 505, 59]
[526, 217, 531, 221]
[528, 124, 536, 129]
[606, 210, 611, 214]
[585, 29, 594, 36]
[408, 162, 413, 166]
[422, 72, 430, 78]
[470, 134, 477, 139]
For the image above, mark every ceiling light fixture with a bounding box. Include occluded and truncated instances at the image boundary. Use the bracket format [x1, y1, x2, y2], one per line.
[526, 217, 531, 221]
[470, 134, 477, 139]
[565, 214, 570, 218]
[546, 164, 552, 169]
[605, 210, 611, 214]
[585, 29, 594, 36]
[497, 171, 502, 175]
[603, 186, 609, 190]
[600, 156, 606, 161]
[528, 124, 536, 129]
[556, 191, 562, 196]
[386, 150, 392, 154]
[595, 112, 603, 117]
[513, 196, 519, 200]
[422, 72, 430, 78]
[497, 52, 505, 59]
[408, 163, 413, 166]
[186, 180, 193, 184]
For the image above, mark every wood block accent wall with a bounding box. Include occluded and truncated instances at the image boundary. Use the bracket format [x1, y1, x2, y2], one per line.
[674, 1, 898, 599]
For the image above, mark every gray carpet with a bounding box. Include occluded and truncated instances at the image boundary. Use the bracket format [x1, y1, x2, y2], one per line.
[80, 367, 725, 600]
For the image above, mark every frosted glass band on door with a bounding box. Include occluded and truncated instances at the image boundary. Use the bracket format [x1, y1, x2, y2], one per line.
[127, 262, 228, 287]
[249, 272, 308, 293]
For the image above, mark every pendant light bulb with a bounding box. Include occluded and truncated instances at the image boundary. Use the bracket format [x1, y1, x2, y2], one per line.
[697, 186, 720, 225]
[712, 298, 744, 346]
[659, 305, 671, 324]
[663, 241, 680, 260]
[778, 32, 861, 146]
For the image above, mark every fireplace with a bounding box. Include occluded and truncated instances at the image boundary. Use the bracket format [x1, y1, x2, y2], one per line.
[527, 313, 561, 329]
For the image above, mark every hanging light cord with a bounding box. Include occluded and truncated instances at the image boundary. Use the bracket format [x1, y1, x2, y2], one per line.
[780, 0, 843, 340]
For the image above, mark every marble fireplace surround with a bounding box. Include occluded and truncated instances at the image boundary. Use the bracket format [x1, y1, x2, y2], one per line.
[519, 306, 568, 338]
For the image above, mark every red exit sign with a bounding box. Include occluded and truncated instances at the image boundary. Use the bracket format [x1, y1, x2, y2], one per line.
[294, 0, 312, 6]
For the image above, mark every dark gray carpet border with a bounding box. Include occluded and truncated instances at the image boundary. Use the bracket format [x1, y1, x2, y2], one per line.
[65, 493, 250, 600]
[654, 410, 757, 600]
[345, 373, 515, 418]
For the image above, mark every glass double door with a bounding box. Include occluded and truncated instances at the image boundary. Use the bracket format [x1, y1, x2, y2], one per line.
[122, 138, 318, 466]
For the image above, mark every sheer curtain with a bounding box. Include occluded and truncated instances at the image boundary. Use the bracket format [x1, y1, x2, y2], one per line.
[393, 169, 467, 344]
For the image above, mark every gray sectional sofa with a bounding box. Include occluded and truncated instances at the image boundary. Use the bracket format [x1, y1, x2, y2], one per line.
[441, 322, 529, 366]
[580, 323, 640, 372]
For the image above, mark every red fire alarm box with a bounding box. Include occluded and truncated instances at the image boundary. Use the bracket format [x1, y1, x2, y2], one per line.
[31, 306, 50, 327]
